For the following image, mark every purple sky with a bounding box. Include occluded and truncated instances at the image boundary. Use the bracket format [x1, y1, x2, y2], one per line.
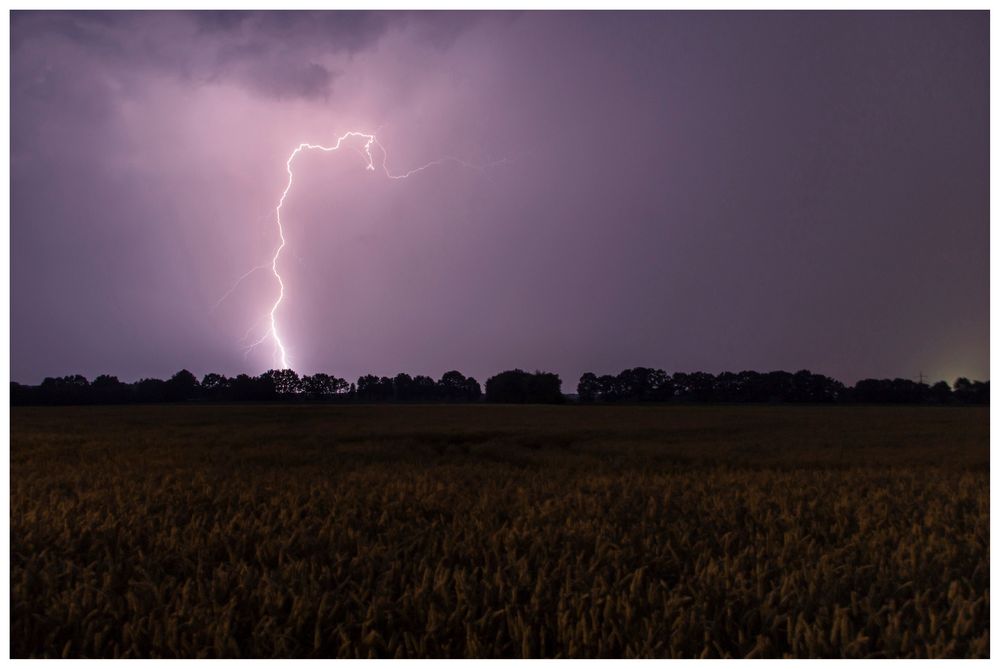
[11, 11, 988, 386]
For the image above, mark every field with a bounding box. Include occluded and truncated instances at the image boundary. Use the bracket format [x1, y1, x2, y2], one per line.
[10, 404, 989, 658]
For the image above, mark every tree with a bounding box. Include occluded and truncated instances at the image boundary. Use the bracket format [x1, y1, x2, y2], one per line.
[596, 374, 622, 402]
[759, 371, 794, 403]
[165, 369, 199, 401]
[92, 374, 127, 404]
[464, 376, 483, 401]
[735, 371, 765, 402]
[392, 373, 415, 401]
[302, 373, 347, 398]
[438, 370, 466, 401]
[851, 378, 890, 403]
[261, 369, 302, 396]
[649, 369, 674, 401]
[133, 377, 167, 403]
[11, 382, 35, 406]
[616, 367, 671, 402]
[790, 370, 844, 403]
[437, 370, 481, 402]
[356, 374, 392, 402]
[577, 372, 600, 402]
[38, 375, 91, 405]
[92, 374, 120, 387]
[485, 369, 563, 403]
[954, 377, 989, 404]
[485, 369, 526, 403]
[412, 375, 437, 401]
[200, 373, 231, 400]
[232, 373, 274, 401]
[672, 371, 718, 402]
[928, 380, 953, 404]
[714, 371, 741, 402]
[973, 381, 990, 404]
[850, 377, 924, 404]
[201, 373, 229, 391]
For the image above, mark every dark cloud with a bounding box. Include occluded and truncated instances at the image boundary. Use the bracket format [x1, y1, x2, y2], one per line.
[194, 10, 252, 33]
[208, 39, 340, 100]
[396, 11, 492, 50]
[11, 11, 395, 101]
[240, 60, 336, 100]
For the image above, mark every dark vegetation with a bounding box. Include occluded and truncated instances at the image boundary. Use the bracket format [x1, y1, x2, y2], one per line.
[11, 404, 988, 658]
[578, 368, 989, 405]
[10, 366, 989, 406]
[10, 368, 484, 405]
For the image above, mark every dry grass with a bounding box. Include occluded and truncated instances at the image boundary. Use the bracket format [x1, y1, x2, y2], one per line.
[10, 404, 989, 658]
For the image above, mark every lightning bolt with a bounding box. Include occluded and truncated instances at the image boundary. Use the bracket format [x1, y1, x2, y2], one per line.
[252, 130, 498, 369]
[211, 264, 269, 312]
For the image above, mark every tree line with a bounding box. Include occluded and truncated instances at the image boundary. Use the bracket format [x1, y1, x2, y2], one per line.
[9, 366, 988, 406]
[12, 369, 475, 405]
[578, 368, 988, 405]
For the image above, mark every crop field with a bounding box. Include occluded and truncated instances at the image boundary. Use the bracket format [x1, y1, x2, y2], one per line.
[10, 404, 989, 658]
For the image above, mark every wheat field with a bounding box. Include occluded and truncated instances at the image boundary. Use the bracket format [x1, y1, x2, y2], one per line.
[10, 404, 989, 658]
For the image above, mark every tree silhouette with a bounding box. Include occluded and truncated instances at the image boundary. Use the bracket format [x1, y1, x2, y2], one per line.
[437, 370, 482, 402]
[165, 369, 199, 401]
[357, 375, 393, 402]
[302, 373, 347, 399]
[92, 374, 127, 403]
[231, 373, 273, 401]
[929, 380, 953, 404]
[954, 377, 989, 404]
[392, 373, 415, 401]
[201, 373, 229, 392]
[261, 369, 302, 396]
[9, 366, 989, 407]
[485, 369, 563, 403]
[412, 375, 437, 401]
[577, 372, 600, 403]
[134, 377, 167, 403]
[38, 375, 90, 404]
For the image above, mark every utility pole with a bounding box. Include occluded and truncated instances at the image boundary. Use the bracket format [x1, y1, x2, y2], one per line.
[917, 371, 926, 385]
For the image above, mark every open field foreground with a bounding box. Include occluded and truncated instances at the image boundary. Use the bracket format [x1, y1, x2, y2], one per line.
[11, 404, 989, 658]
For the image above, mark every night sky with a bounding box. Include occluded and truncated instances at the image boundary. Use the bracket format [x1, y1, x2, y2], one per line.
[11, 11, 989, 386]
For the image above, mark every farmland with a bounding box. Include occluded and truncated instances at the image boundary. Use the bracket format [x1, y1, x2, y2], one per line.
[10, 404, 989, 658]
